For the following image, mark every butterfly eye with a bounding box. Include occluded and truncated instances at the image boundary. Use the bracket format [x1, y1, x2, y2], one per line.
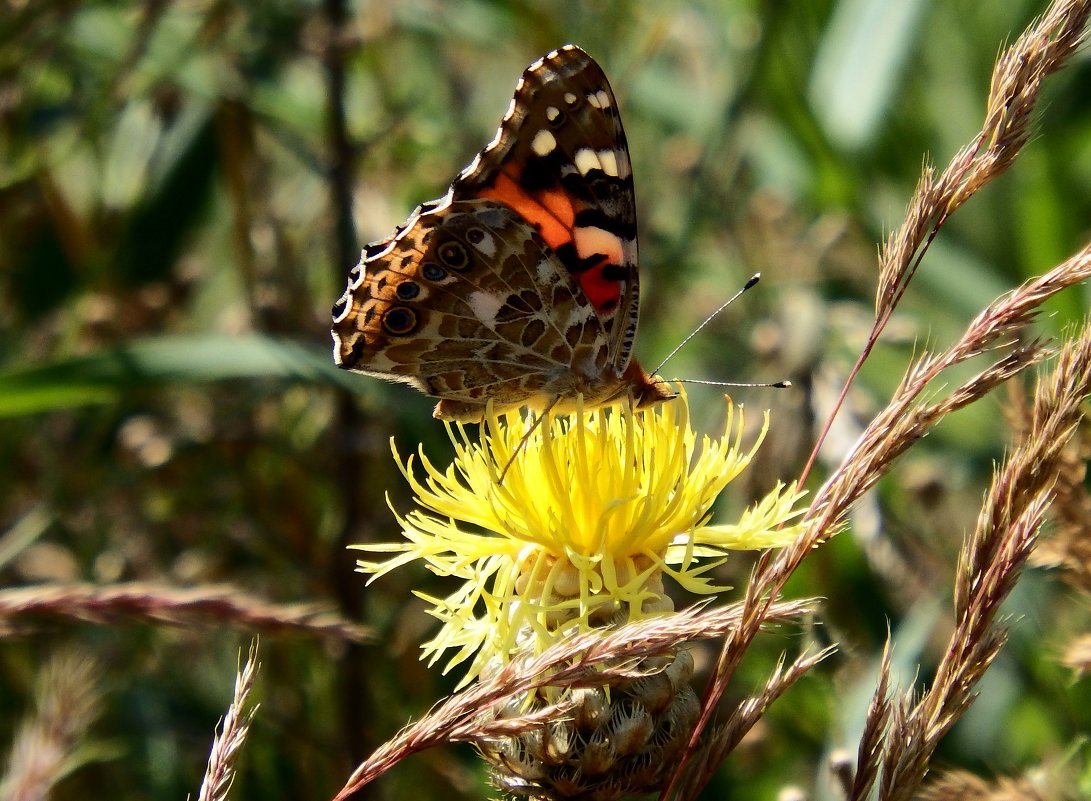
[396, 281, 421, 300]
[421, 263, 448, 282]
[437, 240, 470, 270]
[382, 307, 419, 336]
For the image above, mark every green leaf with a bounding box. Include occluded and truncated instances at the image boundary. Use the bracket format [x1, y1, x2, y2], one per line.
[0, 334, 363, 416]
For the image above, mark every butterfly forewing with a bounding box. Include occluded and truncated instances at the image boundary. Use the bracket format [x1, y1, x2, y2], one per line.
[453, 46, 640, 372]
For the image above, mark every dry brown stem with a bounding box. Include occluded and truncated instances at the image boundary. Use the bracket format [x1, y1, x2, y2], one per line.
[802, 0, 1091, 484]
[197, 641, 261, 801]
[847, 641, 894, 801]
[0, 649, 103, 801]
[813, 244, 1091, 538]
[1028, 396, 1091, 592]
[679, 646, 835, 798]
[1061, 633, 1091, 676]
[670, 2, 1091, 797]
[877, 0, 1088, 314]
[0, 581, 370, 642]
[914, 769, 1047, 801]
[870, 326, 1091, 801]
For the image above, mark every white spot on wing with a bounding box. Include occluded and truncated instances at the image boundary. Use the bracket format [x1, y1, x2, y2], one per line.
[470, 231, 497, 258]
[564, 92, 577, 105]
[573, 148, 623, 178]
[574, 148, 599, 176]
[531, 129, 557, 156]
[459, 153, 483, 180]
[595, 90, 611, 108]
[564, 303, 595, 329]
[546, 106, 560, 121]
[468, 291, 504, 326]
[587, 92, 602, 109]
[535, 256, 564, 287]
[598, 149, 619, 177]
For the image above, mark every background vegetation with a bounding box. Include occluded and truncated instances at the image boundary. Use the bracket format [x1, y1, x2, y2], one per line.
[2, 1, 1090, 798]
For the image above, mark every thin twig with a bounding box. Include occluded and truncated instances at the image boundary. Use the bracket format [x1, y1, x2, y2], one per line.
[799, 0, 1091, 485]
[670, 2, 1091, 796]
[0, 582, 370, 642]
[679, 646, 835, 798]
[874, 324, 1091, 801]
[848, 639, 894, 801]
[0, 649, 103, 801]
[197, 640, 261, 801]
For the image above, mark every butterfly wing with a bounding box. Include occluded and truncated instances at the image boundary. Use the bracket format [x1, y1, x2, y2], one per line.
[452, 45, 640, 373]
[332, 45, 658, 419]
[332, 200, 609, 416]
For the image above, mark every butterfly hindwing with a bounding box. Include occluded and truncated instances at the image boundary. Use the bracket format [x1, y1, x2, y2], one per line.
[333, 201, 609, 410]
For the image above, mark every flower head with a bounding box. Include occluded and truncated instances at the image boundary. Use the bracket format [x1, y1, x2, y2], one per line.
[355, 391, 805, 685]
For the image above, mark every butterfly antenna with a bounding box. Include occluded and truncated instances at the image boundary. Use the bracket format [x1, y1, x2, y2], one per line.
[652, 273, 761, 376]
[496, 396, 561, 484]
[672, 377, 792, 389]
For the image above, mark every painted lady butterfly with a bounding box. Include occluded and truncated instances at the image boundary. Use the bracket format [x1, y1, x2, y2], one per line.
[331, 45, 674, 421]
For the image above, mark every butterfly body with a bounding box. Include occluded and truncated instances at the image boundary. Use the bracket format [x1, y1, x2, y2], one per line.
[332, 45, 673, 420]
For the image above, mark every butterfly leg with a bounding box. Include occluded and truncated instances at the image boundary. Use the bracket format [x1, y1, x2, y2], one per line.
[433, 399, 488, 421]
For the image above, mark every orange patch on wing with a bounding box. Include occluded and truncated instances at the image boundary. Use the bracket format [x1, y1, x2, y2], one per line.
[537, 187, 576, 233]
[480, 171, 574, 252]
[477, 168, 623, 313]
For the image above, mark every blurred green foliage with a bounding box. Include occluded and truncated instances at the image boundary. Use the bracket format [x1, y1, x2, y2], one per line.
[2, 0, 1090, 798]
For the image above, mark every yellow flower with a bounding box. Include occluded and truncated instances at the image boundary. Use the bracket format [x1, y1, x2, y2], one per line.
[354, 391, 805, 685]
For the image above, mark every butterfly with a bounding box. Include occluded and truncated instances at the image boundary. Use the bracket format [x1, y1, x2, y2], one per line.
[331, 45, 674, 421]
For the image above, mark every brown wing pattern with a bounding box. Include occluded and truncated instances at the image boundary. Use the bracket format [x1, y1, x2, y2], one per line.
[332, 201, 612, 419]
